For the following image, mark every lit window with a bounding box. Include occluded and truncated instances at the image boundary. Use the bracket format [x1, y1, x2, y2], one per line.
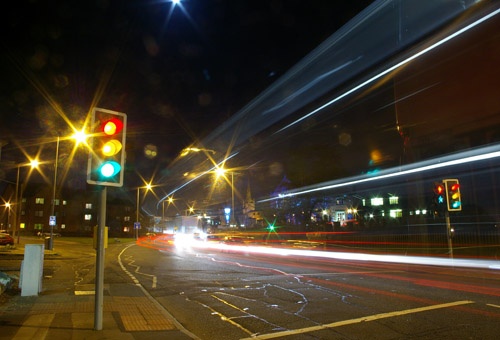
[84, 214, 92, 220]
[371, 197, 384, 206]
[63, 200, 67, 205]
[85, 203, 92, 209]
[389, 196, 399, 204]
[390, 209, 402, 218]
[124, 216, 130, 221]
[35, 198, 45, 204]
[54, 199, 60, 206]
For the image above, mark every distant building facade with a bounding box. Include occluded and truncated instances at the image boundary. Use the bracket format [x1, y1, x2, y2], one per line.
[1, 182, 140, 237]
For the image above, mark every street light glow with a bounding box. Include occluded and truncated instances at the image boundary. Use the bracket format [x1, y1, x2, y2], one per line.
[72, 130, 88, 145]
[180, 147, 216, 157]
[214, 166, 226, 178]
[30, 159, 40, 168]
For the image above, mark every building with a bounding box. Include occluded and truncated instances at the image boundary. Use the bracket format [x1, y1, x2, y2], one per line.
[1, 182, 141, 238]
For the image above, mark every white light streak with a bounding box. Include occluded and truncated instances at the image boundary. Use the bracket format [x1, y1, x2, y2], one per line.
[259, 144, 500, 201]
[276, 8, 500, 133]
[190, 241, 500, 271]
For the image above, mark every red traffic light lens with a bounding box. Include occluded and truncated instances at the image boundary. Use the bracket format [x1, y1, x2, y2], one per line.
[450, 183, 460, 191]
[434, 183, 444, 195]
[102, 118, 123, 135]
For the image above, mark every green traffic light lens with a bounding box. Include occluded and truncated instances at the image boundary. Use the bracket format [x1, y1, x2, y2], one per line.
[99, 161, 121, 178]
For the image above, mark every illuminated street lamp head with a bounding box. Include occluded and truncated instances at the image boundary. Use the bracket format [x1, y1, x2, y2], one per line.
[180, 147, 216, 157]
[30, 159, 40, 168]
[72, 130, 88, 145]
[215, 166, 226, 178]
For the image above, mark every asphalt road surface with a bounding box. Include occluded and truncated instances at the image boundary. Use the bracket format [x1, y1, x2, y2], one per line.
[118, 238, 500, 340]
[3, 237, 499, 339]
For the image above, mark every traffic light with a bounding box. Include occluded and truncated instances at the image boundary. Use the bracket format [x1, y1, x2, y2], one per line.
[87, 108, 127, 187]
[433, 182, 445, 206]
[443, 179, 461, 211]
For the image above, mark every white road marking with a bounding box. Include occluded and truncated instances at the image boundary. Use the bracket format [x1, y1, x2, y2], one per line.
[240, 300, 474, 340]
[118, 244, 157, 288]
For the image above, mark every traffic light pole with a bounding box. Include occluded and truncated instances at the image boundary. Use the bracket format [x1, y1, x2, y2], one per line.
[94, 186, 106, 330]
[445, 211, 454, 259]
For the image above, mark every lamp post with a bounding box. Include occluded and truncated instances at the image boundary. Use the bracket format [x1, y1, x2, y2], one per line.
[215, 167, 238, 227]
[47, 132, 87, 248]
[230, 171, 235, 225]
[12, 159, 39, 244]
[47, 136, 60, 250]
[3, 202, 11, 231]
[180, 147, 216, 157]
[13, 165, 20, 242]
[136, 183, 152, 239]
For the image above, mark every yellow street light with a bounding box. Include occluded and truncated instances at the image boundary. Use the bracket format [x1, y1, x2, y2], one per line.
[11, 158, 40, 243]
[214, 166, 238, 226]
[72, 129, 88, 145]
[3, 202, 11, 231]
[180, 147, 216, 157]
[136, 183, 153, 239]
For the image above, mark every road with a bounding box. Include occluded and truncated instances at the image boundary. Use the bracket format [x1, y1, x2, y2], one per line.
[2, 237, 499, 339]
[119, 237, 500, 339]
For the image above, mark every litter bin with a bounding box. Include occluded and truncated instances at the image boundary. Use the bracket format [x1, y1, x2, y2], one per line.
[45, 236, 53, 250]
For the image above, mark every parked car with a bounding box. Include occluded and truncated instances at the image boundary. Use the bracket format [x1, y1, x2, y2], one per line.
[37, 232, 61, 238]
[0, 233, 14, 246]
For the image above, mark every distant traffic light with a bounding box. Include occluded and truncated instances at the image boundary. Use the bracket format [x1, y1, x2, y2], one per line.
[433, 182, 445, 205]
[87, 108, 127, 187]
[443, 179, 461, 211]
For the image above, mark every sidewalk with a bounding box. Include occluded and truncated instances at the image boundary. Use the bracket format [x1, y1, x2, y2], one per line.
[0, 238, 198, 340]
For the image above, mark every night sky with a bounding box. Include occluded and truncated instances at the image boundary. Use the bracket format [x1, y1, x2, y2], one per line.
[0, 0, 373, 186]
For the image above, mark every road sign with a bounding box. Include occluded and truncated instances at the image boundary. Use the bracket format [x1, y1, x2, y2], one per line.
[49, 216, 56, 226]
[134, 222, 141, 229]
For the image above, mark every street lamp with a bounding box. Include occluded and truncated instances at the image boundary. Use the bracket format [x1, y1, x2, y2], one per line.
[47, 136, 60, 250]
[3, 202, 11, 231]
[180, 147, 216, 157]
[12, 159, 39, 243]
[215, 167, 237, 226]
[136, 183, 152, 239]
[48, 132, 87, 249]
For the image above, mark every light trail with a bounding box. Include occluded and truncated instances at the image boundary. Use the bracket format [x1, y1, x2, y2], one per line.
[184, 240, 500, 271]
[275, 7, 500, 133]
[258, 143, 500, 201]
